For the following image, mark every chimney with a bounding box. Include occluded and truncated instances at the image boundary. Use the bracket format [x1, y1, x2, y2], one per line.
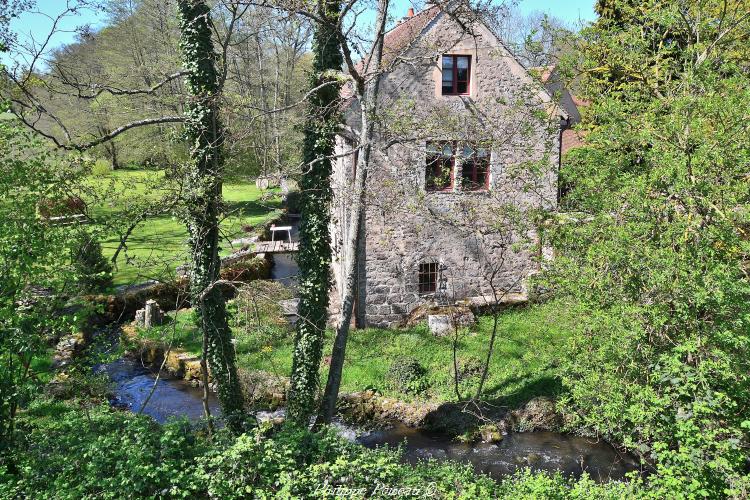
[407, 7, 415, 17]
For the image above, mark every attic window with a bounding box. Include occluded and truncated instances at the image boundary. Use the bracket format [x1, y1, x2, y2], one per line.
[418, 262, 439, 294]
[442, 55, 471, 95]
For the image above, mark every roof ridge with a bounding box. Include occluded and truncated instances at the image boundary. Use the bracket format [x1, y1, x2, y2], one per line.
[384, 4, 440, 35]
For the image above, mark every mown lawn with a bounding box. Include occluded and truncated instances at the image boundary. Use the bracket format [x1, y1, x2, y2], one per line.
[86, 169, 282, 285]
[140, 300, 574, 405]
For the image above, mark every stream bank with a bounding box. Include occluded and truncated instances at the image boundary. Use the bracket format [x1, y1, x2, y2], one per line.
[98, 355, 639, 482]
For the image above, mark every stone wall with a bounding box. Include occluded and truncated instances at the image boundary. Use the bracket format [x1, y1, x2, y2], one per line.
[332, 11, 561, 327]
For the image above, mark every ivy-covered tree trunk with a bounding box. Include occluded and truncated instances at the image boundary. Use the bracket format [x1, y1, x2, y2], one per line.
[286, 0, 343, 426]
[317, 0, 390, 426]
[177, 0, 248, 433]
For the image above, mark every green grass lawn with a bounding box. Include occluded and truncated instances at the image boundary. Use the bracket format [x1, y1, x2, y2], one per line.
[141, 300, 574, 406]
[86, 169, 282, 285]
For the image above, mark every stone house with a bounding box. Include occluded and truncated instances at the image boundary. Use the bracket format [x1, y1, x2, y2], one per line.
[331, 4, 580, 327]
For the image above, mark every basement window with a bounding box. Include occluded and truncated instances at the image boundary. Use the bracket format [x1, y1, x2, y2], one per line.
[442, 55, 471, 95]
[418, 262, 439, 294]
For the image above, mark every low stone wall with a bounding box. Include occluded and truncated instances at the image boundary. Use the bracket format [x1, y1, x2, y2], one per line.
[121, 323, 289, 410]
[81, 255, 272, 325]
[121, 324, 203, 380]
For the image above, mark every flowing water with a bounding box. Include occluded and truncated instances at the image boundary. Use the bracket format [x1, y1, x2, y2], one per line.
[100, 356, 638, 482]
[358, 422, 639, 481]
[97, 358, 221, 424]
[270, 217, 300, 289]
[271, 253, 299, 288]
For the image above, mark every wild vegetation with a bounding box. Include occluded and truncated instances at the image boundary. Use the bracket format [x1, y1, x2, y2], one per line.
[1, 0, 749, 498]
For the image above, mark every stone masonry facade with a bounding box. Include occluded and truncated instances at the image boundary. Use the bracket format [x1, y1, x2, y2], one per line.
[331, 6, 565, 327]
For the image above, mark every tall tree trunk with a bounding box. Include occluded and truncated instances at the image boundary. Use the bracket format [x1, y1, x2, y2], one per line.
[177, 0, 248, 434]
[286, 0, 343, 427]
[317, 0, 390, 426]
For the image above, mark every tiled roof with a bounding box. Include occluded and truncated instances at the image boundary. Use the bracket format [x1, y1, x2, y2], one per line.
[531, 64, 591, 109]
[380, 5, 441, 67]
[531, 65, 556, 83]
[561, 128, 588, 154]
[341, 5, 440, 101]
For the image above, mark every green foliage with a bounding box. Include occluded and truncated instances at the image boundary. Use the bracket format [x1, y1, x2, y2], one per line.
[1, 400, 207, 499]
[2, 399, 658, 498]
[494, 469, 645, 499]
[549, 4, 750, 495]
[0, 121, 83, 450]
[70, 232, 113, 293]
[91, 158, 113, 177]
[387, 356, 429, 395]
[581, 1, 750, 100]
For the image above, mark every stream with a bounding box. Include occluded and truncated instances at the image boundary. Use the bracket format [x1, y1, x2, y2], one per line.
[99, 356, 638, 482]
[99, 219, 638, 482]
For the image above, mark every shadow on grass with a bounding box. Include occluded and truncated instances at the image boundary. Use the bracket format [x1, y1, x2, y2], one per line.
[224, 198, 283, 220]
[482, 374, 563, 408]
[423, 375, 565, 437]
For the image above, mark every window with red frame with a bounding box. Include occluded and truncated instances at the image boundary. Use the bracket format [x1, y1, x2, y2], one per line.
[426, 142, 455, 191]
[442, 55, 471, 95]
[460, 144, 490, 191]
[418, 262, 439, 294]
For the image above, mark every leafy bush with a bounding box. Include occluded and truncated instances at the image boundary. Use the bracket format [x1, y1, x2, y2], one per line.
[91, 159, 112, 177]
[0, 123, 86, 448]
[70, 233, 113, 293]
[0, 399, 677, 498]
[1, 401, 206, 499]
[494, 469, 646, 499]
[387, 356, 429, 395]
[547, 14, 750, 495]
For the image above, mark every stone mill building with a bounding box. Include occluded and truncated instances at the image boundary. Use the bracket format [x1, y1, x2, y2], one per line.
[330, 4, 582, 327]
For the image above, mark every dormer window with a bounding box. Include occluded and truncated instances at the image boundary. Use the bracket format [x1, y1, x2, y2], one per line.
[442, 55, 471, 95]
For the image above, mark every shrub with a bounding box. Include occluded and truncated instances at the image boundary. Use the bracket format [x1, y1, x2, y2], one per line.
[91, 159, 112, 177]
[70, 233, 113, 293]
[1, 400, 669, 498]
[387, 356, 429, 395]
[2, 401, 206, 499]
